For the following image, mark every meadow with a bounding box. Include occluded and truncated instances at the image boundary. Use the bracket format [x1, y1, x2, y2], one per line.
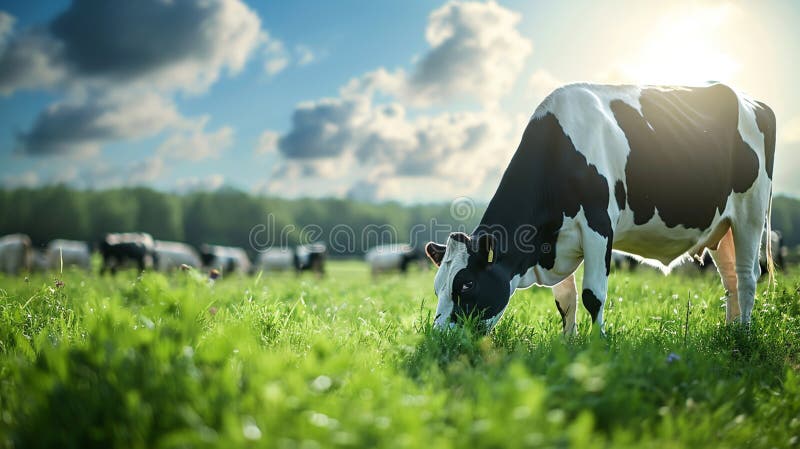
[0, 262, 798, 448]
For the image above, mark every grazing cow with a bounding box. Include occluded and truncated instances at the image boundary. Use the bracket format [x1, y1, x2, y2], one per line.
[365, 244, 423, 275]
[154, 241, 201, 272]
[46, 239, 91, 271]
[200, 244, 252, 275]
[426, 83, 775, 333]
[294, 243, 326, 276]
[99, 232, 155, 274]
[255, 247, 296, 272]
[760, 230, 786, 274]
[610, 251, 639, 272]
[0, 233, 32, 275]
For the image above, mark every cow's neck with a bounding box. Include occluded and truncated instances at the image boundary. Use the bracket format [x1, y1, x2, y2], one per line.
[472, 115, 564, 280]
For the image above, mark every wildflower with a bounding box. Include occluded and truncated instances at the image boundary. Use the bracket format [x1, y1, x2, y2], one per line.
[666, 352, 681, 363]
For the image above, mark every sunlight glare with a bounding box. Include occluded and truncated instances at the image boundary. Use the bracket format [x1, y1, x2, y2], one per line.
[624, 4, 741, 85]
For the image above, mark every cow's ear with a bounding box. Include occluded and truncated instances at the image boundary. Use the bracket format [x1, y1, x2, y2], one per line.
[425, 242, 447, 267]
[476, 233, 497, 266]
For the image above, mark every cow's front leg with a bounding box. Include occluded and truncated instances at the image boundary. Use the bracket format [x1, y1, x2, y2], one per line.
[552, 274, 578, 336]
[581, 235, 611, 335]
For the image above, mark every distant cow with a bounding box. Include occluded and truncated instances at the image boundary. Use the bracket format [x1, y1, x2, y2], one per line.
[294, 243, 326, 275]
[760, 230, 786, 274]
[610, 251, 638, 272]
[255, 247, 295, 272]
[200, 244, 252, 275]
[425, 83, 775, 333]
[46, 239, 91, 271]
[99, 233, 155, 274]
[0, 233, 32, 275]
[154, 241, 201, 272]
[365, 244, 422, 275]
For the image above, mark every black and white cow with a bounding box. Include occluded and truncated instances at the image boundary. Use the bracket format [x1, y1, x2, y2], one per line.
[154, 240, 201, 271]
[365, 244, 423, 275]
[99, 232, 155, 274]
[200, 244, 252, 275]
[294, 243, 326, 276]
[46, 239, 91, 271]
[0, 233, 33, 275]
[426, 83, 775, 333]
[760, 230, 786, 274]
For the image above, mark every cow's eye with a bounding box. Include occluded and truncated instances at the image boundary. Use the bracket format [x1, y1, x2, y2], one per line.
[461, 281, 474, 293]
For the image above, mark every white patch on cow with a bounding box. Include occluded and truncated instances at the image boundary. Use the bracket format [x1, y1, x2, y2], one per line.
[365, 244, 413, 272]
[46, 239, 91, 271]
[432, 238, 469, 328]
[532, 84, 643, 185]
[0, 234, 32, 274]
[511, 210, 586, 291]
[154, 240, 201, 271]
[257, 247, 294, 271]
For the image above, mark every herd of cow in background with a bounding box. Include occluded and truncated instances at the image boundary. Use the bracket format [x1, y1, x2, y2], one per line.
[0, 230, 788, 278]
[0, 232, 426, 277]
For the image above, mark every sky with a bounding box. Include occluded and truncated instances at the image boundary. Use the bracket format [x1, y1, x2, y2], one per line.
[0, 0, 799, 203]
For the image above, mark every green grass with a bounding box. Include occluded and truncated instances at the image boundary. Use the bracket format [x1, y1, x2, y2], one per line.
[0, 262, 799, 448]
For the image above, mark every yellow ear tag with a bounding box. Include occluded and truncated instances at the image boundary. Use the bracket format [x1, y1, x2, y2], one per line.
[487, 249, 494, 263]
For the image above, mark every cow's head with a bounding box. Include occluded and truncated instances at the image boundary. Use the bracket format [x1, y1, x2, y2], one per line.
[425, 232, 510, 332]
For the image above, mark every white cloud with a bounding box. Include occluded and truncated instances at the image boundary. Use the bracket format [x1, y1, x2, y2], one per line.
[1, 0, 275, 159]
[1, 170, 39, 188]
[255, 130, 280, 155]
[261, 1, 534, 202]
[158, 118, 234, 161]
[17, 90, 183, 156]
[296, 45, 315, 66]
[0, 0, 265, 95]
[347, 1, 532, 108]
[263, 36, 289, 76]
[175, 174, 226, 192]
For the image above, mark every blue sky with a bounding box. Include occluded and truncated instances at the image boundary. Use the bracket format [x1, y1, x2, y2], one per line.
[1, 0, 799, 203]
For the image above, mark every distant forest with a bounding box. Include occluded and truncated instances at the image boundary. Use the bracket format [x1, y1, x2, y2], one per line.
[3, 186, 800, 257]
[0, 186, 482, 258]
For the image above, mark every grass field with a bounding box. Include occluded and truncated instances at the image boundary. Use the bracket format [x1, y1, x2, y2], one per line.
[1, 262, 799, 448]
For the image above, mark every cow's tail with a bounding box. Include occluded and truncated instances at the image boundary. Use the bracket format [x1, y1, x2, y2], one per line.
[765, 187, 775, 290]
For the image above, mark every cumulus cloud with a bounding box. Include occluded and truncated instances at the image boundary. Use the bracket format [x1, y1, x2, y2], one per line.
[0, 0, 265, 95]
[157, 118, 234, 161]
[347, 1, 532, 108]
[408, 1, 532, 105]
[255, 130, 280, 155]
[262, 1, 534, 202]
[17, 91, 183, 156]
[1, 0, 277, 163]
[278, 97, 368, 159]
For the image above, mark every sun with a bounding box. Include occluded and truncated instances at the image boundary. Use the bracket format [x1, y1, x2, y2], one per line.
[623, 4, 741, 85]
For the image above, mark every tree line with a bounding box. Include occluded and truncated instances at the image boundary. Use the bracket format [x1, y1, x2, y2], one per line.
[3, 186, 800, 257]
[0, 186, 482, 258]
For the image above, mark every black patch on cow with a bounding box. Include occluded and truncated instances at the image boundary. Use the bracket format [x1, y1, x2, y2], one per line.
[555, 300, 567, 330]
[476, 112, 612, 277]
[582, 289, 602, 323]
[615, 180, 626, 211]
[611, 84, 759, 230]
[753, 101, 776, 179]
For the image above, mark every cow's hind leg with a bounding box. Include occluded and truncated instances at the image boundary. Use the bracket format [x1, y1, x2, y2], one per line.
[708, 229, 740, 323]
[552, 273, 578, 335]
[732, 222, 765, 325]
